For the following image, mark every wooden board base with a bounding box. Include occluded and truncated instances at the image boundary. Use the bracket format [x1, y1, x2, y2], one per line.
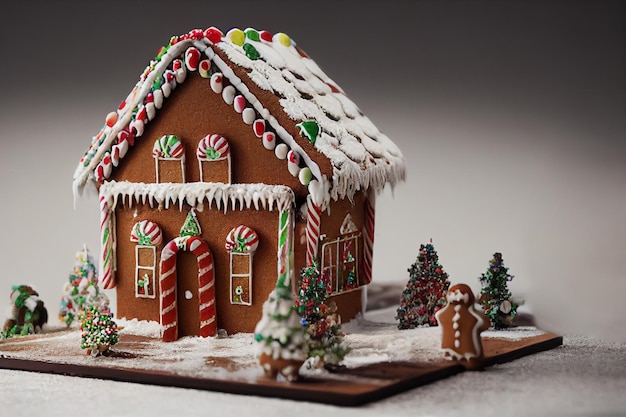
[0, 332, 562, 407]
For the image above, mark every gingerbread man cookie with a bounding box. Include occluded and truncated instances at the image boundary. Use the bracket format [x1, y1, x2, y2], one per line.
[435, 283, 489, 369]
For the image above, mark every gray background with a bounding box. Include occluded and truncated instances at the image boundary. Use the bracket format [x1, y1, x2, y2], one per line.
[0, 0, 624, 341]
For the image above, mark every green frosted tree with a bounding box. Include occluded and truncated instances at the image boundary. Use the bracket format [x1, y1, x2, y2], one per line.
[396, 242, 450, 329]
[478, 252, 518, 329]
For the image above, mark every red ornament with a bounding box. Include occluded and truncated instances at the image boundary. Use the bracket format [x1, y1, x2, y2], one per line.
[259, 30, 273, 42]
[204, 27, 223, 44]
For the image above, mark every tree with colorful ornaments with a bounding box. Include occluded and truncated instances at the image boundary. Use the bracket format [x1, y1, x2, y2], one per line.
[254, 278, 308, 381]
[296, 262, 350, 369]
[79, 305, 119, 357]
[59, 247, 110, 327]
[396, 241, 451, 329]
[478, 252, 518, 329]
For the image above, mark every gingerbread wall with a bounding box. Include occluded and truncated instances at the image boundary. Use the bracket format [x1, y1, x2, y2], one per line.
[115, 202, 282, 335]
[294, 192, 367, 321]
[109, 72, 308, 199]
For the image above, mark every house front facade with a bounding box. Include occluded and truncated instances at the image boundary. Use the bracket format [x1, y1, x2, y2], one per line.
[73, 27, 404, 341]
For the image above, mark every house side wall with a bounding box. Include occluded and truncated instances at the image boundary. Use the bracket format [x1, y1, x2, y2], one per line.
[109, 72, 307, 197]
[315, 191, 368, 321]
[115, 202, 279, 334]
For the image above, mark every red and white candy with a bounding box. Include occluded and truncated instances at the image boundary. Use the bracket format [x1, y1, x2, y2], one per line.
[225, 225, 259, 253]
[130, 220, 163, 246]
[185, 47, 201, 71]
[197, 134, 230, 160]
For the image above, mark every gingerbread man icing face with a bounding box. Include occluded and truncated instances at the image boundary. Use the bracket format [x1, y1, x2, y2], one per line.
[435, 284, 487, 369]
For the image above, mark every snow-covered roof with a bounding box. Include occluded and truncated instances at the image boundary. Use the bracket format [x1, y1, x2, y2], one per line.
[73, 27, 405, 208]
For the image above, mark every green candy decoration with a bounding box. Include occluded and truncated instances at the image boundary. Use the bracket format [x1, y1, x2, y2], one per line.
[180, 210, 202, 237]
[205, 147, 220, 160]
[243, 43, 260, 60]
[296, 121, 320, 145]
[245, 28, 260, 41]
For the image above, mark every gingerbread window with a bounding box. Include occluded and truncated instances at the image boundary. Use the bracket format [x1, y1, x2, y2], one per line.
[197, 134, 231, 184]
[153, 135, 186, 183]
[130, 220, 163, 299]
[225, 225, 259, 306]
[321, 213, 361, 294]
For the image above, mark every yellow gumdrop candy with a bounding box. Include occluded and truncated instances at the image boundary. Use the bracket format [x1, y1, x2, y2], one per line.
[275, 32, 291, 47]
[227, 28, 245, 46]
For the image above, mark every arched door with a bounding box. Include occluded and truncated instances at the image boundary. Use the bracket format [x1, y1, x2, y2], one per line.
[159, 236, 216, 342]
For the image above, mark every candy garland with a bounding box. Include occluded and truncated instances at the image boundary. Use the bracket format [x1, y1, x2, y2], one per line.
[305, 195, 321, 266]
[159, 236, 216, 341]
[362, 191, 376, 285]
[99, 194, 115, 289]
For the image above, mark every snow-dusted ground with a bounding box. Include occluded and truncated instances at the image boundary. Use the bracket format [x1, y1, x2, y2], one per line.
[1, 306, 546, 382]
[1, 307, 625, 416]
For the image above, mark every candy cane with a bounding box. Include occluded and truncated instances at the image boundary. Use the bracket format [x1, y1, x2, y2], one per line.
[276, 208, 293, 288]
[305, 195, 321, 265]
[362, 191, 375, 285]
[99, 194, 115, 289]
[159, 236, 216, 342]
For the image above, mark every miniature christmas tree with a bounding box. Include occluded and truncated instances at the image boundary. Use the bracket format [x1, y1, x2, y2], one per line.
[396, 241, 451, 329]
[79, 305, 119, 357]
[58, 246, 109, 327]
[478, 252, 518, 329]
[296, 262, 350, 369]
[1, 285, 48, 339]
[254, 276, 308, 381]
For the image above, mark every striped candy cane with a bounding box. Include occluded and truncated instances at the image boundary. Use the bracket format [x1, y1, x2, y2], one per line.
[159, 236, 216, 342]
[276, 208, 293, 289]
[305, 195, 321, 265]
[99, 194, 115, 289]
[362, 191, 376, 285]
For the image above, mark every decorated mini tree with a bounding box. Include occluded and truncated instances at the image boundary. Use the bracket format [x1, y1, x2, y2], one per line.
[254, 275, 308, 381]
[478, 252, 518, 329]
[2, 285, 48, 339]
[79, 305, 119, 357]
[396, 241, 451, 329]
[59, 246, 110, 327]
[296, 262, 350, 369]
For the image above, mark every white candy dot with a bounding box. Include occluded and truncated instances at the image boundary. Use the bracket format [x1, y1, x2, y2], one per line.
[222, 85, 235, 105]
[242, 108, 256, 125]
[275, 143, 289, 159]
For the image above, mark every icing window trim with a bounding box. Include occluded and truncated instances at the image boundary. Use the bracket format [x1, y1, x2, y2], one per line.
[153, 135, 186, 183]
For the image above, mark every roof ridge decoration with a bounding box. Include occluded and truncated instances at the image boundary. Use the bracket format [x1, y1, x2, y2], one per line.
[74, 27, 405, 209]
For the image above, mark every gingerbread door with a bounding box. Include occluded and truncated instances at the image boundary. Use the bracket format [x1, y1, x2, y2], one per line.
[159, 236, 216, 342]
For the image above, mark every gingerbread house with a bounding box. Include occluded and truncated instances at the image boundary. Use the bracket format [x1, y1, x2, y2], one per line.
[72, 27, 405, 341]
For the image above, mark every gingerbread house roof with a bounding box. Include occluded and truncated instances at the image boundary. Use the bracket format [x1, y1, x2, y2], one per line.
[73, 27, 405, 208]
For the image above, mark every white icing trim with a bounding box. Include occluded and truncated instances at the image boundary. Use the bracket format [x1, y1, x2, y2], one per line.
[99, 181, 294, 213]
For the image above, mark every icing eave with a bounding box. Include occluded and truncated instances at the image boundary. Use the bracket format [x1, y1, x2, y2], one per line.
[99, 181, 295, 213]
